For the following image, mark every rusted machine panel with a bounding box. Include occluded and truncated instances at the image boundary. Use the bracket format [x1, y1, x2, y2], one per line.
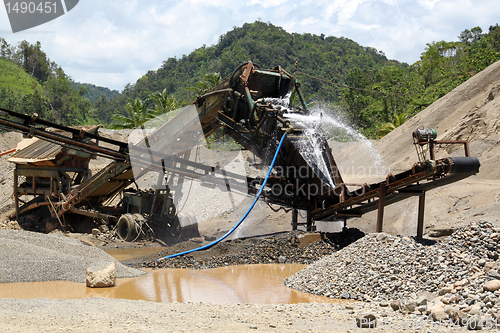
[8, 127, 100, 220]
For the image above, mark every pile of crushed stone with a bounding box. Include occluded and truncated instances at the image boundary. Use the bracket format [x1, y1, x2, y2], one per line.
[140, 229, 365, 269]
[285, 221, 500, 324]
[0, 229, 145, 283]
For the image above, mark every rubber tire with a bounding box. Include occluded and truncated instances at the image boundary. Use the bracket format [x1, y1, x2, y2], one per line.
[229, 61, 261, 89]
[116, 213, 139, 242]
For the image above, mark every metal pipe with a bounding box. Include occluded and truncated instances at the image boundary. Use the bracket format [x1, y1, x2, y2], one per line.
[0, 107, 127, 149]
[196, 88, 233, 100]
[0, 148, 15, 157]
[294, 80, 309, 111]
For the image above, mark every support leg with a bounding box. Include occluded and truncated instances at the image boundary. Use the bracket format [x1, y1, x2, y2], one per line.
[291, 208, 298, 231]
[376, 182, 387, 233]
[306, 211, 313, 232]
[13, 168, 19, 220]
[417, 192, 426, 238]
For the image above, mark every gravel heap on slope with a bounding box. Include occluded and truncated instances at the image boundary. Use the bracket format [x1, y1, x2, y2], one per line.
[285, 221, 500, 320]
[0, 229, 145, 283]
[142, 229, 365, 269]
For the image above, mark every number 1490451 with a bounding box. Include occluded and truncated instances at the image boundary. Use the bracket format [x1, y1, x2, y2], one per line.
[5, 2, 57, 14]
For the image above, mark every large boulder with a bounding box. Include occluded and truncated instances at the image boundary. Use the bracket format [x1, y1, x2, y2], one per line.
[86, 262, 116, 288]
[430, 301, 448, 322]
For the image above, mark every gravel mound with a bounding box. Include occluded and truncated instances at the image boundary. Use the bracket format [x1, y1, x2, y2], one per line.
[0, 229, 145, 283]
[141, 229, 365, 269]
[285, 221, 500, 321]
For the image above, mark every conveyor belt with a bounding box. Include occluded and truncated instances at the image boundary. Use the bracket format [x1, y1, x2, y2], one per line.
[314, 156, 480, 220]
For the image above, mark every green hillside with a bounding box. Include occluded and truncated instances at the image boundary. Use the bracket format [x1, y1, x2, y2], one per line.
[340, 24, 500, 137]
[69, 81, 120, 102]
[98, 21, 402, 129]
[0, 38, 92, 125]
[131, 21, 400, 103]
[0, 58, 43, 95]
[103, 22, 500, 137]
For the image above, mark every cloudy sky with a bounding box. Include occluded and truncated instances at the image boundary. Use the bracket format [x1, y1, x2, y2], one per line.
[1, 0, 499, 91]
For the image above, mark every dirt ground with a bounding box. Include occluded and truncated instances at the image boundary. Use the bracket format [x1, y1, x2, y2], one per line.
[1, 297, 469, 333]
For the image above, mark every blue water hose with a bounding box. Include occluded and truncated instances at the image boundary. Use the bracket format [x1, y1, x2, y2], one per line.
[157, 132, 287, 261]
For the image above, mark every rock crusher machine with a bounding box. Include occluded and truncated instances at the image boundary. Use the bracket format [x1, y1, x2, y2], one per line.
[0, 62, 480, 240]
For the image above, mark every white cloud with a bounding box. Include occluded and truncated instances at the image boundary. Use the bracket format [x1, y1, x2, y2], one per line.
[418, 0, 442, 10]
[0, 0, 499, 91]
[249, 0, 290, 7]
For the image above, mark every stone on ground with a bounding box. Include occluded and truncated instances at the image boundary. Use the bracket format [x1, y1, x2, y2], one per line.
[86, 262, 116, 288]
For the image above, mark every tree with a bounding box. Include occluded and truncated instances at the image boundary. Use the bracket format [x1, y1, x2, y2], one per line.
[44, 67, 90, 124]
[0, 38, 13, 59]
[14, 41, 54, 83]
[438, 41, 464, 75]
[190, 72, 222, 96]
[377, 112, 408, 138]
[340, 68, 376, 129]
[488, 24, 500, 52]
[418, 42, 443, 86]
[149, 88, 180, 117]
[112, 98, 152, 129]
[459, 27, 483, 46]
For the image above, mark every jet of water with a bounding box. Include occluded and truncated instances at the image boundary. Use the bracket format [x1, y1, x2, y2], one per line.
[284, 106, 390, 178]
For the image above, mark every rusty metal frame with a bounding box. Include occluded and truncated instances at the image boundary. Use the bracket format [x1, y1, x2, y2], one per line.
[419, 139, 470, 160]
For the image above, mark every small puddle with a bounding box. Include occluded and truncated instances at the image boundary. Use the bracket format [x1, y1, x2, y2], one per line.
[0, 264, 342, 304]
[103, 247, 165, 261]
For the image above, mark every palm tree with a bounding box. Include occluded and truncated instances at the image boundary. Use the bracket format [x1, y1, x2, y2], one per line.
[149, 88, 179, 117]
[112, 98, 152, 129]
[377, 112, 408, 138]
[191, 72, 222, 96]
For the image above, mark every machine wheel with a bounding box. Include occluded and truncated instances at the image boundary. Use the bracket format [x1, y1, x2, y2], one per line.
[116, 213, 140, 242]
[229, 61, 260, 89]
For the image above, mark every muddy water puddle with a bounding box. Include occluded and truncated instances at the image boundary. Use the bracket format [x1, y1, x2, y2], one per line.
[103, 246, 166, 261]
[0, 264, 342, 304]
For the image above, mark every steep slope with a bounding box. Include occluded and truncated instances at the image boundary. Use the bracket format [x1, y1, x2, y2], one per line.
[377, 60, 500, 176]
[0, 58, 43, 96]
[334, 60, 500, 236]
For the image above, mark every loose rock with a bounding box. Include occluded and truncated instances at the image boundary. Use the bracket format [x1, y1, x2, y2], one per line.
[356, 313, 377, 328]
[86, 262, 116, 288]
[285, 221, 500, 322]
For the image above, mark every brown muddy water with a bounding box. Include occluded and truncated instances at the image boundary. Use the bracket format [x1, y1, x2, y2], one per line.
[0, 248, 341, 304]
[103, 246, 166, 261]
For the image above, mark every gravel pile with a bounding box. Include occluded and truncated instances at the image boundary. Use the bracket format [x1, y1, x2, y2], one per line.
[0, 229, 145, 283]
[142, 229, 365, 269]
[285, 221, 500, 326]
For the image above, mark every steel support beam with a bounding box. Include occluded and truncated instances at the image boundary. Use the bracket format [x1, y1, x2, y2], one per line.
[306, 211, 313, 232]
[417, 192, 426, 238]
[292, 208, 298, 230]
[376, 183, 387, 233]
